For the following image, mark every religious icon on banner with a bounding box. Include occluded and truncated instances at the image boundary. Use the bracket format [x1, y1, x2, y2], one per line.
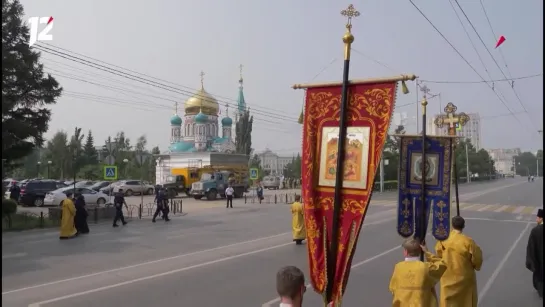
[410, 153, 439, 185]
[318, 126, 370, 189]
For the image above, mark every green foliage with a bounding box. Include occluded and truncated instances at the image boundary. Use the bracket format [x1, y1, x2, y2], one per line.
[235, 111, 253, 155]
[455, 139, 495, 180]
[514, 150, 542, 177]
[77, 164, 102, 180]
[2, 198, 18, 216]
[83, 130, 98, 165]
[283, 154, 302, 179]
[382, 125, 405, 181]
[2, 0, 62, 166]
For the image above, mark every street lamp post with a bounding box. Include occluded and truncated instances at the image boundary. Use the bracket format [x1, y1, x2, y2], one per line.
[379, 158, 389, 193]
[123, 158, 129, 179]
[37, 161, 41, 178]
[47, 161, 52, 179]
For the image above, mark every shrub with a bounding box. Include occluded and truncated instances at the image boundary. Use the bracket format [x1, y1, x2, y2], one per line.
[373, 180, 398, 191]
[2, 198, 17, 217]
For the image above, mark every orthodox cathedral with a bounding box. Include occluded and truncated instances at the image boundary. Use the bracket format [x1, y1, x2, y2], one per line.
[155, 71, 247, 184]
[167, 72, 246, 153]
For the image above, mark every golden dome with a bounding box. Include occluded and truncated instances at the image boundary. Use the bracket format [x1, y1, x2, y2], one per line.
[184, 88, 219, 116]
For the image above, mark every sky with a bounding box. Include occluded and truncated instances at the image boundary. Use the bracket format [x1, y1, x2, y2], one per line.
[19, 0, 543, 156]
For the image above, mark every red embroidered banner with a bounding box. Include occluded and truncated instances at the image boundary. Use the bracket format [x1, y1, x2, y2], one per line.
[302, 82, 398, 304]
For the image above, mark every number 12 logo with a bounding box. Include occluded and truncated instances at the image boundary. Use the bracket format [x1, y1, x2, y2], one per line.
[28, 16, 54, 47]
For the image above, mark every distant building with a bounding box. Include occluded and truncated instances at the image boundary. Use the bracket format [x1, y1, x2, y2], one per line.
[427, 112, 482, 150]
[487, 148, 521, 175]
[257, 149, 294, 176]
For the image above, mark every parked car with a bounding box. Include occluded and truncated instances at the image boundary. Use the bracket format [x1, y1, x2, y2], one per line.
[89, 181, 111, 192]
[111, 180, 154, 196]
[44, 186, 108, 206]
[75, 181, 95, 188]
[19, 180, 65, 207]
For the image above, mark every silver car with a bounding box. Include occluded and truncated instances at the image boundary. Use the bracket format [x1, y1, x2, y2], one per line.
[44, 186, 109, 206]
[111, 180, 154, 196]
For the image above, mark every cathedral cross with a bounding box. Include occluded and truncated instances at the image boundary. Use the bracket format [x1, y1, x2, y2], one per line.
[433, 102, 470, 136]
[239, 64, 243, 79]
[174, 101, 179, 115]
[341, 4, 360, 29]
[401, 198, 411, 218]
[200, 71, 205, 89]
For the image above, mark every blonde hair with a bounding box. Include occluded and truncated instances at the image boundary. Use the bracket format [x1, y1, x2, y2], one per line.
[402, 238, 421, 257]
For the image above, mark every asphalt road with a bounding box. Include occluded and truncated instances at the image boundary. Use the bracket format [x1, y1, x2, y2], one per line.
[1, 178, 542, 307]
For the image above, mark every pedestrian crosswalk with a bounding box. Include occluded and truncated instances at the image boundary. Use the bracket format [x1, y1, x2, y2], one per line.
[369, 200, 541, 216]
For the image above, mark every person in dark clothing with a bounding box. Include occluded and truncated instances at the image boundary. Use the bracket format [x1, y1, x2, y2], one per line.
[9, 184, 21, 201]
[152, 188, 170, 222]
[526, 208, 544, 298]
[74, 194, 89, 234]
[154, 185, 166, 220]
[113, 189, 128, 227]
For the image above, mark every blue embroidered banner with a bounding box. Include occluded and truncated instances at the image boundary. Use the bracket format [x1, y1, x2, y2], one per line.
[397, 135, 454, 241]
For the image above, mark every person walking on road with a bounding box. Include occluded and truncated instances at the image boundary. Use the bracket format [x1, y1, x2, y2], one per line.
[225, 185, 234, 208]
[256, 181, 264, 204]
[526, 208, 543, 298]
[59, 191, 78, 240]
[291, 195, 306, 245]
[74, 193, 89, 234]
[435, 216, 483, 307]
[153, 188, 170, 222]
[113, 189, 128, 227]
[276, 266, 307, 307]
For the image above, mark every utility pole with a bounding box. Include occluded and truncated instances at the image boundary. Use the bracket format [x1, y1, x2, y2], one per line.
[539, 130, 543, 178]
[465, 142, 470, 183]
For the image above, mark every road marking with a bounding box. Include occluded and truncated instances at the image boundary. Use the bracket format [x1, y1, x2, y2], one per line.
[494, 205, 510, 213]
[478, 222, 531, 303]
[261, 245, 402, 307]
[464, 217, 532, 224]
[2, 232, 290, 295]
[477, 204, 495, 212]
[521, 206, 537, 215]
[512, 206, 526, 214]
[27, 241, 295, 307]
[502, 206, 518, 213]
[2, 252, 27, 259]
[462, 204, 480, 210]
[531, 207, 540, 216]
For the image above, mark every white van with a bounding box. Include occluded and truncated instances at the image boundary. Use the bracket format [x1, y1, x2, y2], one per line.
[262, 176, 281, 190]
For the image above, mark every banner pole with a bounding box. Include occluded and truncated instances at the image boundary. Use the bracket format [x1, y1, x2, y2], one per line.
[419, 97, 428, 261]
[326, 6, 359, 303]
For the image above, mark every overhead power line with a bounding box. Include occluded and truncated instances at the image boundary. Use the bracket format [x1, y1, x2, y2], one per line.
[421, 74, 543, 84]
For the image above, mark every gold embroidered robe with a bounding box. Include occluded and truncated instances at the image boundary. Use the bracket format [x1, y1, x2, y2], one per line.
[434, 230, 483, 307]
[290, 201, 306, 240]
[389, 251, 447, 307]
[59, 198, 77, 239]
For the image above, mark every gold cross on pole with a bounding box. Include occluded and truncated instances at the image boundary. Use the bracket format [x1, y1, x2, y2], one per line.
[433, 102, 470, 136]
[341, 4, 360, 29]
[200, 71, 205, 89]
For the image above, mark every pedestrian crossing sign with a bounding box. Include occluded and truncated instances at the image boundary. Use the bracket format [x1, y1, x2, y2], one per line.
[249, 168, 258, 180]
[103, 165, 118, 180]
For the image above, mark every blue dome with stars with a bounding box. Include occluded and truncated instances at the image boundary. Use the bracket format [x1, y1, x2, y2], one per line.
[195, 111, 208, 124]
[221, 116, 233, 126]
[170, 114, 182, 126]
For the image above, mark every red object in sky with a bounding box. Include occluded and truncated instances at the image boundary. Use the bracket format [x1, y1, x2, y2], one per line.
[495, 35, 506, 48]
[47, 16, 54, 24]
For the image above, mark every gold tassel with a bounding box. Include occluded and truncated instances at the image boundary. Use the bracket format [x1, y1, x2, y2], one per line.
[298, 107, 304, 124]
[401, 80, 409, 94]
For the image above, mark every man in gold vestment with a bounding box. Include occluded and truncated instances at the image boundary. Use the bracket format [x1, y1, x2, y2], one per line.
[290, 195, 305, 245]
[389, 239, 447, 307]
[434, 216, 483, 307]
[59, 191, 78, 240]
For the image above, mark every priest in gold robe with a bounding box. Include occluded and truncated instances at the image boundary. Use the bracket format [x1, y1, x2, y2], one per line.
[290, 195, 305, 245]
[59, 191, 78, 240]
[434, 216, 483, 307]
[389, 238, 447, 307]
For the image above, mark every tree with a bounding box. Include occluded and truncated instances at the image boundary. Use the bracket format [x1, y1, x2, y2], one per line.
[44, 131, 70, 179]
[514, 151, 540, 177]
[455, 139, 495, 180]
[82, 130, 98, 165]
[283, 154, 302, 179]
[2, 0, 62, 165]
[235, 110, 253, 155]
[69, 127, 85, 175]
[380, 125, 405, 181]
